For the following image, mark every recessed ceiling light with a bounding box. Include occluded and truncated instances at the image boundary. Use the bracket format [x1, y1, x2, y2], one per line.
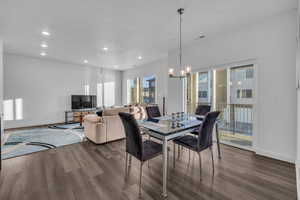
[103, 47, 108, 51]
[138, 56, 142, 60]
[40, 52, 46, 56]
[42, 31, 50, 36]
[83, 60, 88, 64]
[41, 43, 48, 48]
[114, 65, 119, 69]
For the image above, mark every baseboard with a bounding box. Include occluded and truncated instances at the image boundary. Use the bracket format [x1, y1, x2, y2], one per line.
[255, 148, 295, 164]
[295, 162, 300, 200]
[4, 122, 66, 131]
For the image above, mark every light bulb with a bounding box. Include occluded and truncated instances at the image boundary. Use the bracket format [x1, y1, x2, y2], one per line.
[41, 43, 48, 48]
[180, 70, 186, 76]
[186, 66, 191, 73]
[42, 31, 50, 36]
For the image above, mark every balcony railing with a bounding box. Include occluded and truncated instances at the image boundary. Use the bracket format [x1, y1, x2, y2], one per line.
[188, 103, 253, 136]
[215, 103, 253, 136]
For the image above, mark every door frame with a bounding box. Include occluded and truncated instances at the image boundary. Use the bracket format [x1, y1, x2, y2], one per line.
[184, 59, 258, 151]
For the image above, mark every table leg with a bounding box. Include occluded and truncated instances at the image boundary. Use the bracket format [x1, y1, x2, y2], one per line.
[162, 138, 168, 198]
[79, 114, 83, 127]
[216, 123, 221, 159]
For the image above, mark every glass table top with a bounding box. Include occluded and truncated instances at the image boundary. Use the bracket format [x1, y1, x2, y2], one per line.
[138, 114, 203, 135]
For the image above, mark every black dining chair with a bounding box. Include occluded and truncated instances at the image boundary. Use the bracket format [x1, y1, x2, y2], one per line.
[145, 105, 161, 140]
[177, 105, 212, 158]
[146, 105, 161, 122]
[119, 112, 166, 197]
[195, 105, 211, 116]
[190, 105, 212, 136]
[173, 111, 220, 180]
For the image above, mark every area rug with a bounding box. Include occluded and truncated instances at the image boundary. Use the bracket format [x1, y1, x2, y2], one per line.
[48, 123, 83, 130]
[2, 125, 85, 159]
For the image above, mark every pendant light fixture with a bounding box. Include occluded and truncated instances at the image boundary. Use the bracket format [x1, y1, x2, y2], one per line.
[168, 8, 191, 79]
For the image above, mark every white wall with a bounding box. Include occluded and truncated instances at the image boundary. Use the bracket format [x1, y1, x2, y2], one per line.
[296, 0, 300, 197]
[4, 53, 122, 129]
[122, 59, 168, 112]
[0, 39, 3, 143]
[167, 10, 297, 162]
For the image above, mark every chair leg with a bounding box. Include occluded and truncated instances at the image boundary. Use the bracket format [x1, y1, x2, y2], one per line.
[139, 162, 144, 197]
[188, 149, 191, 162]
[210, 147, 215, 176]
[173, 142, 176, 168]
[167, 147, 170, 178]
[129, 155, 132, 167]
[177, 145, 180, 159]
[197, 152, 202, 181]
[125, 152, 128, 179]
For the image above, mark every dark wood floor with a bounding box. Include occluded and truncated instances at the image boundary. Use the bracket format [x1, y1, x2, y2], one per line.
[0, 140, 297, 200]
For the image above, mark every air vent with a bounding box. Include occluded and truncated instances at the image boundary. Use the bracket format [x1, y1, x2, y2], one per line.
[195, 34, 205, 40]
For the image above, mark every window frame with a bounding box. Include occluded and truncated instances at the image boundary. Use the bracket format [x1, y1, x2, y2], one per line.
[141, 75, 157, 104]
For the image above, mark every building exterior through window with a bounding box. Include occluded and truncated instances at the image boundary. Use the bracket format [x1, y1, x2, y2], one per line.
[186, 64, 254, 148]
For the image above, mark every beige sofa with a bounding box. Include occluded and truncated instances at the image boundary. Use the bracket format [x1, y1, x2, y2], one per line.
[83, 105, 149, 144]
[83, 107, 130, 144]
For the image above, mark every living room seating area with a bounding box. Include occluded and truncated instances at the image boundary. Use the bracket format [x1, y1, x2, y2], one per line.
[0, 0, 300, 199]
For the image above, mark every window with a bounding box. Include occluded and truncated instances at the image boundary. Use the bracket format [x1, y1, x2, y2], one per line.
[127, 76, 157, 105]
[15, 98, 23, 120]
[84, 84, 90, 95]
[127, 78, 139, 104]
[97, 83, 103, 107]
[199, 72, 208, 83]
[243, 89, 252, 98]
[197, 72, 210, 103]
[237, 89, 252, 98]
[4, 99, 14, 121]
[199, 91, 208, 98]
[141, 75, 156, 104]
[104, 82, 115, 107]
[4, 98, 24, 121]
[246, 68, 254, 79]
[237, 89, 241, 98]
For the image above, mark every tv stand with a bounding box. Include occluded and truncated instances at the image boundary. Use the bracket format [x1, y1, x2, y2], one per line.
[65, 108, 100, 124]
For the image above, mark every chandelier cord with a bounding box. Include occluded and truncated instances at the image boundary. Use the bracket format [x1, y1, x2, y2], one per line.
[169, 8, 189, 79]
[179, 9, 182, 71]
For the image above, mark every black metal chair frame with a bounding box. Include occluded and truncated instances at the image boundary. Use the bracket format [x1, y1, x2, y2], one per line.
[173, 111, 220, 181]
[119, 112, 168, 197]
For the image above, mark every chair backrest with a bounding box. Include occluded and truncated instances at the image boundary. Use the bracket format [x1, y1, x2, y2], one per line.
[119, 112, 143, 160]
[197, 111, 220, 150]
[195, 105, 211, 116]
[146, 105, 161, 119]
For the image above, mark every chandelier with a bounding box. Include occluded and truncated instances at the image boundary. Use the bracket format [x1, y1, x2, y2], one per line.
[168, 8, 191, 79]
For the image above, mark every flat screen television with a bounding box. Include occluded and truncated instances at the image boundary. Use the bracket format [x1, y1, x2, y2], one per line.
[71, 95, 97, 110]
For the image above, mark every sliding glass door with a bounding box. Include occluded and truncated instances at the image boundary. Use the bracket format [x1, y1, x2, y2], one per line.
[186, 71, 212, 113]
[217, 65, 254, 147]
[186, 64, 255, 149]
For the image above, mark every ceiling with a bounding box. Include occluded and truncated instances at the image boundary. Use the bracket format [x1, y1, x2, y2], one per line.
[0, 0, 297, 70]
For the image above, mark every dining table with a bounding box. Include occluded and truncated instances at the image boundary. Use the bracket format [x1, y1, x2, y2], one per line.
[138, 113, 221, 198]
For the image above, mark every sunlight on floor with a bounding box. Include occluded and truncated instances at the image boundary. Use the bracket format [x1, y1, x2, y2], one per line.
[219, 130, 252, 147]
